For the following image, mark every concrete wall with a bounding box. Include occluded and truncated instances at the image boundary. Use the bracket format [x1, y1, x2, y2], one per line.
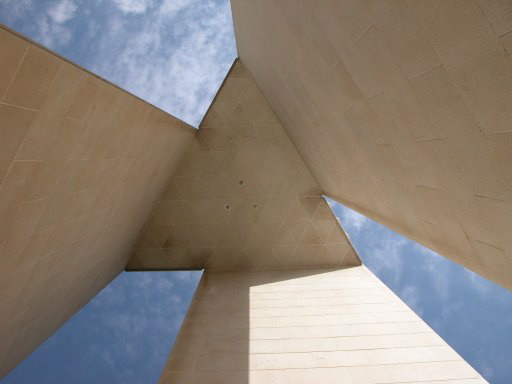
[230, 0, 512, 289]
[129, 60, 360, 271]
[159, 266, 486, 383]
[0, 25, 195, 376]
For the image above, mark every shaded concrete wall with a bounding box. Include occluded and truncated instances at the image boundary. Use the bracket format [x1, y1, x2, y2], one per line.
[159, 266, 486, 383]
[129, 60, 360, 270]
[231, 0, 512, 289]
[0, 25, 195, 376]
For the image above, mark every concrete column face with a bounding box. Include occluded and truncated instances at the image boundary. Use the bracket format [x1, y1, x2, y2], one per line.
[159, 266, 485, 383]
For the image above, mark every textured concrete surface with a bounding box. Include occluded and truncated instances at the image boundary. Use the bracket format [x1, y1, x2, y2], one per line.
[0, 25, 195, 376]
[128, 60, 360, 270]
[2, 0, 509, 379]
[159, 266, 487, 383]
[230, 0, 512, 290]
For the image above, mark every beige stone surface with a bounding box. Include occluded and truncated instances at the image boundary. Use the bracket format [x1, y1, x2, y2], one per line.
[128, 60, 360, 271]
[2, 1, 506, 379]
[230, 0, 512, 289]
[0, 25, 195, 376]
[159, 266, 486, 383]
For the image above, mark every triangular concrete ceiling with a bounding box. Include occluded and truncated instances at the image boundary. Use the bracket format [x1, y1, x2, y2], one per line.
[128, 60, 360, 271]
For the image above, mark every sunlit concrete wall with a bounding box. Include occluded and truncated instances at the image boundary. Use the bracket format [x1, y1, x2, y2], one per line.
[231, 0, 512, 290]
[159, 266, 486, 383]
[0, 25, 195, 376]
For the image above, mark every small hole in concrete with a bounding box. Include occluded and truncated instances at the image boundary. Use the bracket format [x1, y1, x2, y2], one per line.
[225, 204, 231, 210]
[239, 180, 244, 185]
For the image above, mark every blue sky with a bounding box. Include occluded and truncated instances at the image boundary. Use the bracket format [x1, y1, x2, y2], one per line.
[0, 0, 236, 126]
[1, 0, 512, 383]
[1, 271, 202, 384]
[329, 199, 512, 384]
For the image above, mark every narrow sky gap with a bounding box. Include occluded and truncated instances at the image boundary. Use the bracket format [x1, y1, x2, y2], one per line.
[326, 197, 512, 384]
[2, 271, 202, 384]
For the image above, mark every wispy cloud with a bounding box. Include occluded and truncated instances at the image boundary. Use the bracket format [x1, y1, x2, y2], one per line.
[89, 0, 236, 126]
[326, 197, 405, 284]
[414, 243, 451, 301]
[1, 0, 78, 49]
[0, 0, 237, 126]
[0, 0, 34, 23]
[5, 271, 202, 383]
[112, 0, 155, 14]
[400, 285, 424, 316]
[367, 232, 407, 285]
[340, 206, 368, 234]
[463, 268, 492, 296]
[159, 0, 189, 15]
[175, 270, 201, 283]
[47, 0, 77, 24]
[326, 197, 369, 234]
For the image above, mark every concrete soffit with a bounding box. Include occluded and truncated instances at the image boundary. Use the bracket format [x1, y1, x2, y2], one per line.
[127, 58, 362, 271]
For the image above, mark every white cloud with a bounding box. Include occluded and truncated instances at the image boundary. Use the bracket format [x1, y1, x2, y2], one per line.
[80, 271, 201, 380]
[463, 265, 493, 296]
[325, 198, 369, 235]
[400, 285, 424, 316]
[1, 0, 76, 49]
[414, 243, 439, 259]
[47, 0, 77, 24]
[36, 14, 74, 48]
[89, 0, 236, 126]
[0, 0, 33, 23]
[159, 0, 188, 16]
[326, 198, 405, 284]
[414, 243, 452, 301]
[0, 0, 236, 126]
[174, 270, 200, 283]
[368, 234, 407, 285]
[340, 206, 368, 234]
[112, 0, 154, 14]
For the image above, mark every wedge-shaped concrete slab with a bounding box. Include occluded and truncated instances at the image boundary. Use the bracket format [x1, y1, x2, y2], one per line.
[230, 0, 512, 289]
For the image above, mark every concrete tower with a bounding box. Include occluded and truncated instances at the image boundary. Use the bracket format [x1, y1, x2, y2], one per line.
[1, 0, 511, 382]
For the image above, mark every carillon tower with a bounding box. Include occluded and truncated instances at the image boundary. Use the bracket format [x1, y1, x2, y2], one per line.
[2, 1, 511, 382]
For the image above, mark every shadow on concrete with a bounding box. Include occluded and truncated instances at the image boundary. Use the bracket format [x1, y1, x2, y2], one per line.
[158, 267, 342, 383]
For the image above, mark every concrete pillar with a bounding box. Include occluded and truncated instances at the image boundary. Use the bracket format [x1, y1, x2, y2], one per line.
[159, 266, 486, 383]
